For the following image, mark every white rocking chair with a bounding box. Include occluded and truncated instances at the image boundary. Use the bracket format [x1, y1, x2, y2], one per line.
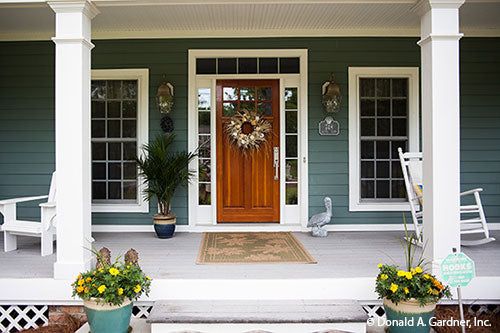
[398, 149, 495, 246]
[0, 172, 57, 256]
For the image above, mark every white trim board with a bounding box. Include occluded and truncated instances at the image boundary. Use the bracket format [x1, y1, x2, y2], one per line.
[1, 276, 500, 303]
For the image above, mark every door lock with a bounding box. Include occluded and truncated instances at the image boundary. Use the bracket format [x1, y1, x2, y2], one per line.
[273, 147, 279, 180]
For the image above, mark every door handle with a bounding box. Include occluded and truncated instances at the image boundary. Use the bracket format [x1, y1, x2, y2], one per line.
[273, 147, 279, 180]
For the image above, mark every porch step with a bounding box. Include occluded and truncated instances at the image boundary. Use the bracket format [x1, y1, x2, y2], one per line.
[147, 299, 368, 333]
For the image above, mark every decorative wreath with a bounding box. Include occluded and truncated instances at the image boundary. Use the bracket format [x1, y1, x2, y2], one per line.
[225, 108, 271, 151]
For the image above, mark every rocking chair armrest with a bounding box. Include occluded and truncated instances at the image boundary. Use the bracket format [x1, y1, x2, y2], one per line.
[0, 195, 49, 205]
[40, 201, 56, 208]
[460, 188, 483, 197]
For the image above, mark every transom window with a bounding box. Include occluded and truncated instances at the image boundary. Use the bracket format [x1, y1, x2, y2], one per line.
[91, 69, 149, 213]
[349, 67, 419, 211]
[196, 57, 300, 75]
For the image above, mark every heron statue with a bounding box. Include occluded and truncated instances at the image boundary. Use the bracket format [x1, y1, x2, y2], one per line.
[307, 197, 332, 237]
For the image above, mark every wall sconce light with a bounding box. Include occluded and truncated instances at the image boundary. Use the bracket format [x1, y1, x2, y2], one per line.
[156, 74, 174, 114]
[322, 73, 341, 113]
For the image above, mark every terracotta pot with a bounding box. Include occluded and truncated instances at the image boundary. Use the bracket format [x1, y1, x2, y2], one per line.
[83, 298, 132, 333]
[153, 213, 176, 238]
[383, 297, 436, 333]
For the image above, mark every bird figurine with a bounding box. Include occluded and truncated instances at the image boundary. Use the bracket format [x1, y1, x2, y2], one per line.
[307, 197, 332, 237]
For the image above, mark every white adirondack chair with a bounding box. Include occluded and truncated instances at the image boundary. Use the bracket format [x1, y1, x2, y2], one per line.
[0, 172, 56, 256]
[398, 149, 495, 246]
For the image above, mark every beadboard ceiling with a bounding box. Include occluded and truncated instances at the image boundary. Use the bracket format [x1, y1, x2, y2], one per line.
[0, 0, 499, 41]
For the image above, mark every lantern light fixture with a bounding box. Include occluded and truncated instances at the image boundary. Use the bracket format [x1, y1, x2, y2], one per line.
[322, 73, 341, 113]
[156, 74, 174, 114]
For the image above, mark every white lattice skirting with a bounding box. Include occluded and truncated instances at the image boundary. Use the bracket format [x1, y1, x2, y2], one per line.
[0, 305, 48, 332]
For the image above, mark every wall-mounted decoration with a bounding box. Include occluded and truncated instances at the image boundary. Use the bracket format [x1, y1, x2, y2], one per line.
[160, 115, 174, 133]
[156, 74, 174, 114]
[322, 73, 342, 113]
[319, 116, 339, 136]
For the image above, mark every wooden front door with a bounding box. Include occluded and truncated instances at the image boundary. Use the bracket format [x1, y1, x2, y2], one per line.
[216, 79, 280, 222]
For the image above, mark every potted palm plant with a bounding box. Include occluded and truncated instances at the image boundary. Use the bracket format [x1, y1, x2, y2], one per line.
[136, 134, 197, 238]
[375, 220, 452, 333]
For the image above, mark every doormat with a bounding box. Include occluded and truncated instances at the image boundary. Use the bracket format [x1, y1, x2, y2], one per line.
[196, 232, 317, 264]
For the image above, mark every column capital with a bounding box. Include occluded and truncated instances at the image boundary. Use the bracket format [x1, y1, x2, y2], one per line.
[412, 0, 465, 16]
[47, 0, 100, 19]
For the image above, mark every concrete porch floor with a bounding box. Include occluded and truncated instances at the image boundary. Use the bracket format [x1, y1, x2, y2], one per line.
[0, 230, 498, 280]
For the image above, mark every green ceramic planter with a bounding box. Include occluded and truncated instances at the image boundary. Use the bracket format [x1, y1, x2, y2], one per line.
[383, 298, 436, 333]
[84, 298, 132, 333]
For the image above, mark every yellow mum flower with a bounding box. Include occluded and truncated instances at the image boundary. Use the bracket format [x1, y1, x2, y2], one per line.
[423, 274, 430, 280]
[98, 268, 103, 273]
[76, 286, 84, 293]
[397, 270, 406, 277]
[84, 287, 89, 294]
[77, 274, 82, 280]
[109, 267, 119, 276]
[77, 279, 85, 286]
[381, 274, 388, 280]
[118, 288, 123, 295]
[92, 284, 95, 287]
[134, 284, 141, 293]
[405, 272, 413, 280]
[146, 275, 151, 280]
[377, 264, 383, 268]
[427, 288, 433, 294]
[86, 277, 92, 283]
[98, 285, 106, 294]
[404, 287, 409, 294]
[390, 283, 398, 293]
[127, 265, 130, 269]
[415, 267, 423, 273]
[411, 268, 416, 275]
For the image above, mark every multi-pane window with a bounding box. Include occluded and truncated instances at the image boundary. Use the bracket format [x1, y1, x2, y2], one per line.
[91, 80, 138, 203]
[359, 78, 408, 201]
[285, 88, 299, 205]
[196, 57, 300, 75]
[198, 88, 212, 205]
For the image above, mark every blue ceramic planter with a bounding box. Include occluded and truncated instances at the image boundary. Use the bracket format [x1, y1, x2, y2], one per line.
[154, 223, 176, 238]
[153, 214, 176, 238]
[383, 298, 436, 333]
[84, 299, 132, 333]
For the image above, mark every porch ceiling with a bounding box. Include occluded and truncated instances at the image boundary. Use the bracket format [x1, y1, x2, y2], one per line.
[0, 0, 499, 41]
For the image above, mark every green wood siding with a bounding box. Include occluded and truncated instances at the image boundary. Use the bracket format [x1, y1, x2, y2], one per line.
[1, 37, 499, 226]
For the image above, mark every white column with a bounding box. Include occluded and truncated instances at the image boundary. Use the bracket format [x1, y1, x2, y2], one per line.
[48, 0, 99, 279]
[416, 0, 464, 274]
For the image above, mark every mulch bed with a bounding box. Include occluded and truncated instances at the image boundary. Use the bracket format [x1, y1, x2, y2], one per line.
[19, 313, 84, 333]
[434, 305, 499, 333]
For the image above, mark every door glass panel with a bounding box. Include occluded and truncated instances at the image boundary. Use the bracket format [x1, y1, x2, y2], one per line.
[285, 135, 298, 158]
[257, 102, 272, 117]
[286, 111, 297, 133]
[240, 87, 255, 101]
[223, 88, 238, 101]
[199, 159, 211, 182]
[198, 87, 212, 206]
[285, 88, 297, 109]
[286, 159, 298, 181]
[286, 183, 298, 205]
[257, 87, 272, 101]
[223, 102, 238, 116]
[199, 183, 211, 205]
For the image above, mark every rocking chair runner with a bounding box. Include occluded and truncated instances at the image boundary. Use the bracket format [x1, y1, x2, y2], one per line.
[398, 148, 495, 246]
[0, 172, 57, 256]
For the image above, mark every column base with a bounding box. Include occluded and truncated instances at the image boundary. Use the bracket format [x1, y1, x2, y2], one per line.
[54, 257, 92, 280]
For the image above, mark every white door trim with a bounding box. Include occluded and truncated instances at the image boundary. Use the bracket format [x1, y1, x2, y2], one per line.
[187, 49, 309, 229]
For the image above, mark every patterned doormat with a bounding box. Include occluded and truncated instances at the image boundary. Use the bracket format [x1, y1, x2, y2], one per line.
[196, 232, 317, 264]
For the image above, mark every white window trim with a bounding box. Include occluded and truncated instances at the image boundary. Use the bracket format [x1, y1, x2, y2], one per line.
[187, 49, 309, 228]
[348, 67, 419, 212]
[90, 69, 149, 213]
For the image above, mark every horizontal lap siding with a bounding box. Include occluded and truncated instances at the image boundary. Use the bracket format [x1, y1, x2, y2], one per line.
[0, 42, 55, 222]
[1, 38, 499, 226]
[460, 38, 500, 222]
